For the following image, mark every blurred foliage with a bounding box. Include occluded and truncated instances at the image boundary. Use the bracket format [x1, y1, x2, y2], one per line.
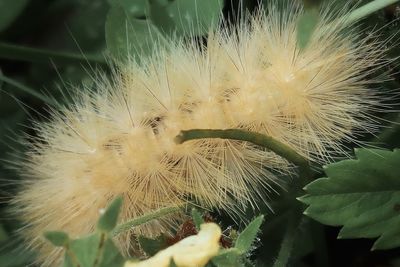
[0, 0, 399, 266]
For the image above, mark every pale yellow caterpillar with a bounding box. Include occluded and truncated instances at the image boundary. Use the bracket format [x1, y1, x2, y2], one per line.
[11, 1, 394, 266]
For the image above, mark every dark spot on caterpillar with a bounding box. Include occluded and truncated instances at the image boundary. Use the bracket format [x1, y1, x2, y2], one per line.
[149, 116, 163, 135]
[102, 138, 123, 152]
[161, 153, 182, 169]
[145, 116, 164, 135]
[221, 87, 239, 102]
[179, 101, 200, 114]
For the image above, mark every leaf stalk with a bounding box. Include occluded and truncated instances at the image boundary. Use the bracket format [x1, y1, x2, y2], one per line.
[175, 129, 312, 179]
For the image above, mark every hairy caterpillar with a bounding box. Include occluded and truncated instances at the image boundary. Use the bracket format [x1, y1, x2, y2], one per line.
[11, 2, 394, 266]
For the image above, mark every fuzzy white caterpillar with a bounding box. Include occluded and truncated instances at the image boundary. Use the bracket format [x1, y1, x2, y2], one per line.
[12, 2, 393, 266]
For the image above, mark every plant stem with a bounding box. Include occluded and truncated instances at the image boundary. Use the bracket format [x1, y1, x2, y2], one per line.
[0, 42, 106, 66]
[175, 129, 312, 179]
[112, 206, 182, 236]
[310, 220, 330, 267]
[346, 0, 399, 24]
[0, 73, 58, 106]
[272, 212, 300, 267]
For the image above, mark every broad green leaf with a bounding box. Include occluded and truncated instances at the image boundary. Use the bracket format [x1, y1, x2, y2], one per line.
[191, 208, 204, 231]
[44, 231, 69, 247]
[97, 196, 123, 232]
[105, 5, 164, 61]
[109, 0, 149, 18]
[138, 235, 168, 256]
[59, 1, 108, 52]
[154, 0, 223, 36]
[148, 1, 176, 36]
[297, 8, 319, 50]
[148, 0, 223, 37]
[0, 0, 28, 32]
[234, 215, 264, 253]
[299, 148, 400, 250]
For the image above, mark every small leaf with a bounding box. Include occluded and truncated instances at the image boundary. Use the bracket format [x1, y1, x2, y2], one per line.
[63, 253, 78, 267]
[297, 8, 319, 50]
[234, 215, 264, 253]
[97, 238, 125, 267]
[63, 232, 124, 267]
[97, 196, 123, 232]
[191, 208, 204, 231]
[67, 233, 102, 267]
[138, 235, 168, 256]
[299, 148, 400, 250]
[211, 248, 241, 267]
[44, 231, 69, 247]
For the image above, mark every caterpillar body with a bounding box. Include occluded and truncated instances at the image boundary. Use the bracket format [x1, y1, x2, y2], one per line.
[12, 2, 392, 266]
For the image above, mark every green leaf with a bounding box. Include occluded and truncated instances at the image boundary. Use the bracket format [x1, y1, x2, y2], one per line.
[148, 1, 176, 36]
[63, 253, 78, 267]
[0, 0, 28, 32]
[297, 7, 319, 50]
[97, 239, 125, 267]
[109, 0, 149, 18]
[299, 148, 400, 250]
[138, 235, 168, 256]
[63, 232, 124, 267]
[105, 5, 164, 61]
[44, 231, 69, 247]
[234, 215, 264, 253]
[67, 234, 102, 267]
[165, 0, 223, 36]
[211, 248, 241, 267]
[97, 196, 123, 232]
[191, 208, 204, 231]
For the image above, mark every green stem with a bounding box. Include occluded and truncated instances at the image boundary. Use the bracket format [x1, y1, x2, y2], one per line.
[0, 73, 58, 106]
[175, 129, 312, 179]
[112, 206, 182, 236]
[346, 0, 399, 24]
[0, 42, 106, 66]
[310, 220, 330, 267]
[272, 212, 300, 267]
